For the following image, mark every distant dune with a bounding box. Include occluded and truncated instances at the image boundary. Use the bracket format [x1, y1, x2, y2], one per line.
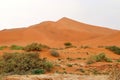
[0, 17, 119, 47]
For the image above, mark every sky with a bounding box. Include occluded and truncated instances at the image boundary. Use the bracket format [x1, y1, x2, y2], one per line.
[0, 0, 120, 30]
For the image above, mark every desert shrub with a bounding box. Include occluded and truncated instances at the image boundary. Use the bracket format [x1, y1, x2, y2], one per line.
[32, 69, 45, 74]
[0, 52, 53, 74]
[67, 64, 73, 67]
[79, 68, 85, 73]
[0, 46, 7, 50]
[76, 57, 82, 60]
[116, 59, 120, 62]
[10, 45, 23, 50]
[80, 45, 90, 49]
[105, 58, 113, 62]
[24, 43, 49, 52]
[66, 57, 74, 61]
[50, 50, 60, 57]
[92, 69, 100, 75]
[94, 53, 110, 62]
[64, 42, 72, 48]
[106, 46, 120, 55]
[43, 61, 53, 72]
[87, 53, 112, 64]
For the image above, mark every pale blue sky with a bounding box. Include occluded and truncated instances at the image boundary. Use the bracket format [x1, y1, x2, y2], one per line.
[0, 0, 120, 30]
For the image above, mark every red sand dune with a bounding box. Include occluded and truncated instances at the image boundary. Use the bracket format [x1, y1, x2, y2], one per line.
[81, 32, 120, 46]
[0, 17, 119, 47]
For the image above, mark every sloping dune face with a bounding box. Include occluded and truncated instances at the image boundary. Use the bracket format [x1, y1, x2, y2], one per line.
[0, 17, 119, 47]
[81, 32, 120, 46]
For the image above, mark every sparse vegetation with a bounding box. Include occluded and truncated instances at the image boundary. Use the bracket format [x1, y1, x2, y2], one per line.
[66, 57, 74, 61]
[0, 52, 53, 75]
[79, 68, 85, 73]
[76, 57, 82, 60]
[67, 64, 73, 67]
[24, 43, 49, 52]
[116, 58, 120, 62]
[0, 43, 119, 79]
[80, 45, 90, 49]
[43, 61, 53, 72]
[64, 42, 72, 48]
[0, 46, 7, 50]
[92, 69, 100, 75]
[87, 53, 112, 64]
[10, 45, 23, 50]
[32, 69, 45, 74]
[62, 68, 66, 70]
[106, 46, 120, 55]
[50, 49, 60, 57]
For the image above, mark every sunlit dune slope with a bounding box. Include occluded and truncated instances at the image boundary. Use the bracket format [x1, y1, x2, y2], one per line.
[0, 17, 119, 47]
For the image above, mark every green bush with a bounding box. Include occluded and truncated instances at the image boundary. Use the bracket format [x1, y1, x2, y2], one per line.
[0, 52, 53, 74]
[24, 43, 49, 52]
[32, 69, 45, 74]
[10, 45, 23, 50]
[105, 58, 113, 62]
[106, 46, 120, 55]
[50, 50, 60, 57]
[0, 46, 7, 50]
[87, 53, 112, 64]
[43, 61, 53, 72]
[95, 53, 106, 62]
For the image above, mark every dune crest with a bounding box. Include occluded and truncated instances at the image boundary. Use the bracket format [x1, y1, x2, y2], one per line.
[0, 17, 119, 47]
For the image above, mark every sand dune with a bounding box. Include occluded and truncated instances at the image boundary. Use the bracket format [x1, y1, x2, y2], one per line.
[0, 18, 120, 79]
[81, 32, 120, 46]
[0, 17, 119, 47]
